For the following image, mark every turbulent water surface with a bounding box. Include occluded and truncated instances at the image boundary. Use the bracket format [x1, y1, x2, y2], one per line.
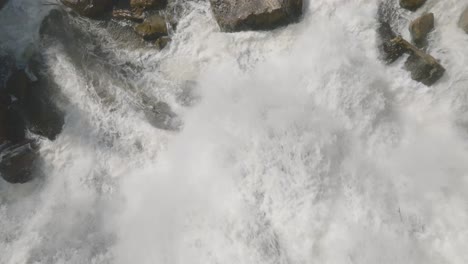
[1, 0, 468, 263]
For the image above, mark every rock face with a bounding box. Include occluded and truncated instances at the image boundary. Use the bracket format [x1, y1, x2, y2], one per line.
[210, 0, 302, 32]
[61, 0, 113, 18]
[135, 15, 168, 40]
[409, 13, 434, 48]
[458, 7, 468, 33]
[392, 37, 445, 86]
[130, 0, 167, 10]
[399, 0, 426, 11]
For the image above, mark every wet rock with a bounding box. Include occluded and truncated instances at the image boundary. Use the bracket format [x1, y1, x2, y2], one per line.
[130, 0, 167, 10]
[409, 12, 434, 48]
[135, 15, 168, 40]
[0, 139, 39, 183]
[140, 94, 180, 130]
[112, 8, 144, 22]
[392, 36, 445, 86]
[5, 67, 64, 140]
[399, 0, 426, 11]
[155, 36, 170, 50]
[210, 0, 302, 32]
[377, 22, 405, 63]
[61, 0, 113, 18]
[458, 7, 468, 34]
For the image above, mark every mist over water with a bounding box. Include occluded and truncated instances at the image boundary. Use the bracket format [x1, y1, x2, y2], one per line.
[1, 0, 468, 263]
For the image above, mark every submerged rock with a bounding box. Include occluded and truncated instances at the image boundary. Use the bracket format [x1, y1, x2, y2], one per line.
[392, 37, 445, 86]
[130, 0, 167, 10]
[377, 22, 405, 63]
[135, 15, 168, 40]
[155, 36, 170, 50]
[61, 0, 113, 18]
[458, 7, 468, 34]
[399, 0, 426, 11]
[0, 139, 39, 184]
[210, 0, 302, 32]
[409, 13, 434, 48]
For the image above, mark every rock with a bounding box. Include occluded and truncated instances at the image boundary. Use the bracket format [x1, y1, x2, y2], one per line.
[61, 0, 113, 18]
[399, 0, 426, 11]
[392, 36, 445, 86]
[458, 7, 468, 34]
[0, 139, 39, 183]
[210, 0, 302, 32]
[5, 68, 64, 140]
[112, 8, 144, 22]
[377, 22, 405, 63]
[409, 13, 434, 48]
[130, 0, 167, 10]
[155, 36, 170, 50]
[135, 15, 168, 40]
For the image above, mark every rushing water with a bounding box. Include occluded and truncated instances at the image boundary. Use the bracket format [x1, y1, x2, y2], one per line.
[1, 0, 468, 263]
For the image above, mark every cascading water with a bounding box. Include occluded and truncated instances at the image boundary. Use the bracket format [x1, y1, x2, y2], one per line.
[1, 0, 468, 263]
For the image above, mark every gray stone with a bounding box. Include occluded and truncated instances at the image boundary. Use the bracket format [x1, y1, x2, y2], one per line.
[210, 0, 302, 32]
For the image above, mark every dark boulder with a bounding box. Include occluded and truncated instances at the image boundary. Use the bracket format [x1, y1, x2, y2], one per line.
[458, 7, 468, 34]
[400, 0, 426, 11]
[130, 0, 167, 10]
[0, 139, 39, 184]
[392, 37, 445, 86]
[409, 12, 434, 48]
[61, 0, 113, 18]
[210, 0, 302, 32]
[5, 68, 64, 140]
[135, 15, 168, 40]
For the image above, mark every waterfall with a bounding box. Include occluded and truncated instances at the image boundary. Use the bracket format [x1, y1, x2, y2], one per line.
[1, 0, 468, 263]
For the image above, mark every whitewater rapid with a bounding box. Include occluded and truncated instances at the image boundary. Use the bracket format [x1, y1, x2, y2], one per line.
[1, 0, 468, 263]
